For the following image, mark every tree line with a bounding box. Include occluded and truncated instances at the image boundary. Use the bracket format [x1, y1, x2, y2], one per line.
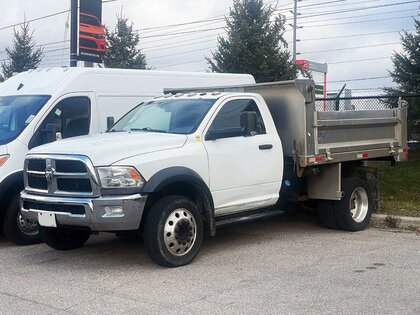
[1, 0, 419, 135]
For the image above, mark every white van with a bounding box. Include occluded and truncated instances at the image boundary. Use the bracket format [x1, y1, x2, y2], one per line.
[0, 67, 255, 245]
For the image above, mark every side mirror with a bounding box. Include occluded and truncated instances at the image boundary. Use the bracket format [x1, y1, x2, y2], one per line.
[107, 116, 115, 129]
[240, 111, 257, 136]
[44, 123, 61, 143]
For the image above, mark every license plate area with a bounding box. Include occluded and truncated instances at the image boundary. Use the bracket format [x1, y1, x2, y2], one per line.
[37, 212, 57, 228]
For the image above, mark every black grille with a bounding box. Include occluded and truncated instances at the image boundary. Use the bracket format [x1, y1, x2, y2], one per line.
[55, 160, 87, 173]
[28, 175, 47, 190]
[57, 178, 92, 193]
[80, 38, 97, 49]
[28, 159, 46, 172]
[23, 201, 85, 215]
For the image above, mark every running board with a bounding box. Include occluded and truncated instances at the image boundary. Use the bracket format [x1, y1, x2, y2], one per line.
[215, 209, 285, 228]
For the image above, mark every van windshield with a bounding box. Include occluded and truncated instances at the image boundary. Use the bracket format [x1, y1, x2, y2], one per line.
[0, 95, 51, 145]
[109, 98, 216, 134]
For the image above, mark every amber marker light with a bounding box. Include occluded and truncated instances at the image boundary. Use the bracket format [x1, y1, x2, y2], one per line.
[0, 155, 9, 167]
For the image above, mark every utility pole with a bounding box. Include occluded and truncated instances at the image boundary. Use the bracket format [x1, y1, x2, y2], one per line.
[289, 0, 302, 63]
[70, 0, 78, 67]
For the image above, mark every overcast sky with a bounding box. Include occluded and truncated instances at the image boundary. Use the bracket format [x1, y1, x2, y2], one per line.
[0, 0, 418, 94]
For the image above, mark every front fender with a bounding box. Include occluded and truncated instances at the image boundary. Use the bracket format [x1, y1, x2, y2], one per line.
[143, 167, 216, 236]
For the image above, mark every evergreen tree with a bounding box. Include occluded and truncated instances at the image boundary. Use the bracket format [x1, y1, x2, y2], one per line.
[206, 0, 296, 83]
[1, 22, 43, 79]
[104, 15, 147, 69]
[385, 17, 420, 140]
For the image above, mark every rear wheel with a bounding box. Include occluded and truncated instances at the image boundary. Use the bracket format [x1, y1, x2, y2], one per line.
[39, 226, 91, 250]
[334, 178, 373, 231]
[144, 196, 203, 267]
[3, 194, 41, 245]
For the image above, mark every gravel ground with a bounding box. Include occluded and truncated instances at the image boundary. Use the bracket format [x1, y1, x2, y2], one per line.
[0, 214, 419, 315]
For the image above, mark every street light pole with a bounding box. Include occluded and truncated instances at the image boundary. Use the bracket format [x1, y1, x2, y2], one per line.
[292, 0, 298, 63]
[70, 0, 78, 67]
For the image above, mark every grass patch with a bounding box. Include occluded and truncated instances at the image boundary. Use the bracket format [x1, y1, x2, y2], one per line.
[373, 151, 420, 217]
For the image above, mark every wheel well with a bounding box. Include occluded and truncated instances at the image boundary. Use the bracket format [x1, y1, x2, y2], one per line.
[142, 181, 215, 237]
[0, 178, 24, 228]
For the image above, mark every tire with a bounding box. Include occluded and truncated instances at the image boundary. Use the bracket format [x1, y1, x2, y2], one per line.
[334, 178, 373, 231]
[318, 200, 338, 229]
[143, 195, 204, 267]
[3, 194, 41, 245]
[39, 225, 91, 250]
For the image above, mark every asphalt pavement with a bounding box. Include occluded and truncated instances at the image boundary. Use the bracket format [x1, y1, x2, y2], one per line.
[0, 213, 419, 315]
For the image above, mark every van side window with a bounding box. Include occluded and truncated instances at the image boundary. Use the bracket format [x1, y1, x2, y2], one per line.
[209, 99, 266, 136]
[29, 97, 91, 149]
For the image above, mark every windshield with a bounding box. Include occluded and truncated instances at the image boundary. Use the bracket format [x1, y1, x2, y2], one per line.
[0, 95, 51, 145]
[109, 98, 216, 135]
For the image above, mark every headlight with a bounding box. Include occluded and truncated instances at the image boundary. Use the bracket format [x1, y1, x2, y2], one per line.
[96, 166, 144, 189]
[0, 155, 9, 167]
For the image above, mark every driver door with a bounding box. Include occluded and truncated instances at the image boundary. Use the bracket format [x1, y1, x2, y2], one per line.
[203, 97, 279, 216]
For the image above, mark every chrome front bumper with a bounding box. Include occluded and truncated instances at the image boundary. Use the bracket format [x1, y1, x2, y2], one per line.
[20, 191, 147, 231]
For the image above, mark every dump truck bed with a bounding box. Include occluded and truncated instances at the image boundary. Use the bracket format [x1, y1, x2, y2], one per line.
[165, 79, 408, 169]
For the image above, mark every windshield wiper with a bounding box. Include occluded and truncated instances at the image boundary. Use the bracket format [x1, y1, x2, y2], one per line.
[130, 127, 168, 133]
[108, 129, 125, 133]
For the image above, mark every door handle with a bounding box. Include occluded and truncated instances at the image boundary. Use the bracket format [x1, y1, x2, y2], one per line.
[259, 144, 273, 150]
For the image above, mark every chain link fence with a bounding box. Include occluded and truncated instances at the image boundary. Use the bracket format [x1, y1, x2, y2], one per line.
[315, 95, 420, 216]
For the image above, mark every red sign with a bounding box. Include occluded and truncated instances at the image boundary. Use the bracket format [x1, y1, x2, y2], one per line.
[79, 0, 106, 63]
[296, 59, 309, 71]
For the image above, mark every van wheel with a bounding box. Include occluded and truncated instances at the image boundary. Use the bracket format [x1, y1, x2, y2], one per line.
[334, 178, 373, 231]
[39, 226, 91, 250]
[3, 194, 41, 245]
[318, 200, 338, 229]
[144, 196, 203, 267]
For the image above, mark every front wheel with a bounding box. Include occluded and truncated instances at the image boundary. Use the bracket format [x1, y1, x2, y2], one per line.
[3, 194, 41, 245]
[334, 178, 373, 231]
[143, 196, 203, 267]
[39, 226, 91, 250]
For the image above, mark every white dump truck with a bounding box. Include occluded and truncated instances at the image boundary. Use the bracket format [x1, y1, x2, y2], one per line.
[0, 67, 255, 245]
[21, 80, 408, 266]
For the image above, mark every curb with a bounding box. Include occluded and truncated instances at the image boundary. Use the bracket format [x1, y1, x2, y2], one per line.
[371, 214, 420, 229]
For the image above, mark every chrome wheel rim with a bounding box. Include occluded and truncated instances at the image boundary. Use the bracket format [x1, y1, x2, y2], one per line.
[17, 214, 39, 236]
[349, 187, 369, 223]
[164, 208, 197, 256]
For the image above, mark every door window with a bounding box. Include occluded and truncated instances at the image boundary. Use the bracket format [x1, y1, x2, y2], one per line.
[29, 97, 90, 149]
[208, 99, 266, 137]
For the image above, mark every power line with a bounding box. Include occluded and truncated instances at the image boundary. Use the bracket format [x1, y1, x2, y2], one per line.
[299, 8, 418, 25]
[300, 42, 400, 54]
[329, 56, 391, 64]
[147, 46, 216, 60]
[137, 17, 226, 34]
[144, 37, 224, 53]
[18, 6, 413, 52]
[0, 40, 69, 54]
[298, 0, 420, 20]
[0, 0, 116, 32]
[300, 29, 415, 42]
[0, 10, 69, 31]
[299, 0, 380, 11]
[139, 27, 227, 40]
[303, 15, 415, 28]
[322, 76, 391, 84]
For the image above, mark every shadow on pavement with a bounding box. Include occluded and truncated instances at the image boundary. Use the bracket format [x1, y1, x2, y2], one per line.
[0, 209, 333, 268]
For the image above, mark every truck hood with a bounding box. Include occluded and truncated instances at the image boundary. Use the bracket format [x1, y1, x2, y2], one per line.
[29, 132, 188, 166]
[0, 145, 7, 155]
